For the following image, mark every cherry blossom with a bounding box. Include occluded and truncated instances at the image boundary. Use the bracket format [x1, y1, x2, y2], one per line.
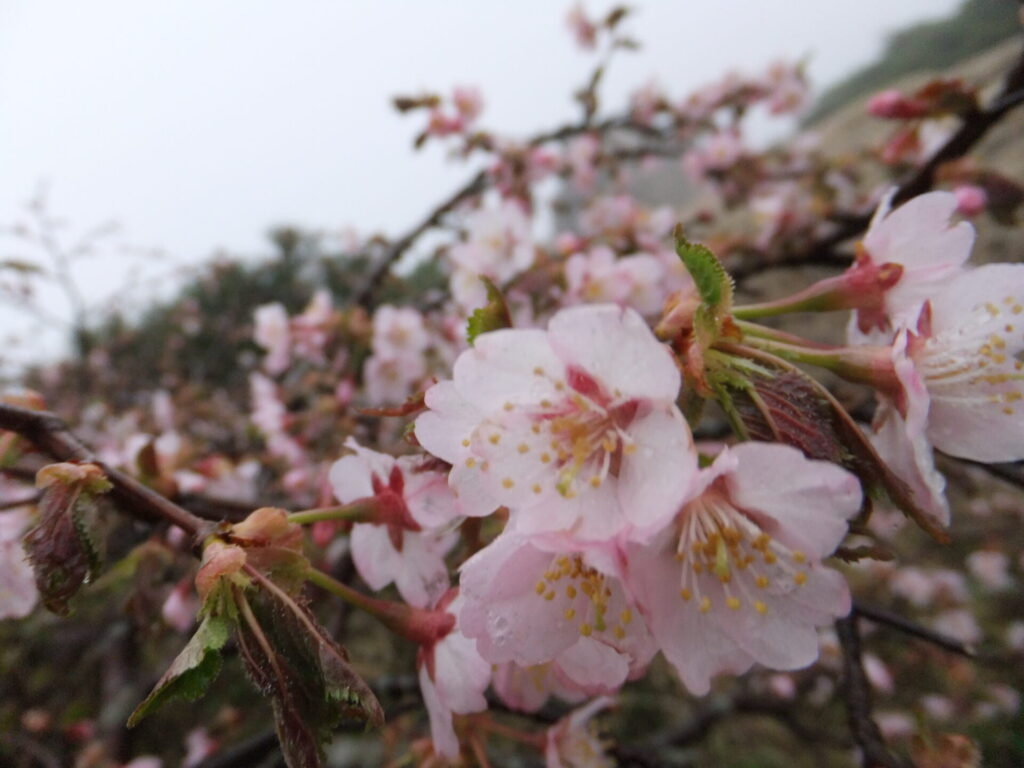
[887, 264, 1024, 462]
[0, 508, 39, 619]
[563, 246, 667, 316]
[415, 304, 696, 539]
[371, 305, 430, 360]
[491, 661, 586, 713]
[449, 202, 534, 309]
[954, 184, 988, 217]
[253, 303, 291, 375]
[417, 591, 491, 760]
[544, 696, 615, 768]
[329, 439, 463, 608]
[626, 442, 860, 695]
[849, 189, 974, 335]
[460, 531, 656, 693]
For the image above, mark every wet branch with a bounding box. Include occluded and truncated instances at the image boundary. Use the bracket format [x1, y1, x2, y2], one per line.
[836, 615, 912, 768]
[0, 402, 212, 541]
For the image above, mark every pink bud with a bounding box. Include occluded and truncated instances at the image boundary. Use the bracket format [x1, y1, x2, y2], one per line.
[954, 184, 988, 217]
[868, 89, 927, 119]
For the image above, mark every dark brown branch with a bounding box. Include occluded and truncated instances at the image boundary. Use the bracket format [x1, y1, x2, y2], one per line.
[853, 601, 977, 659]
[836, 615, 912, 768]
[734, 42, 1024, 283]
[352, 116, 673, 306]
[0, 403, 212, 541]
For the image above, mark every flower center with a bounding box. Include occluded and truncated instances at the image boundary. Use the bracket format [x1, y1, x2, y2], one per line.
[917, 296, 1024, 416]
[674, 492, 809, 615]
[533, 554, 633, 640]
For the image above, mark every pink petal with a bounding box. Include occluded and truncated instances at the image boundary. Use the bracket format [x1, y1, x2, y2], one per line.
[723, 442, 861, 558]
[548, 304, 680, 402]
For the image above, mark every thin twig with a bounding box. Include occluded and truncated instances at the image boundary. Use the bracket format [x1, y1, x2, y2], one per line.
[836, 615, 911, 768]
[0, 403, 211, 540]
[853, 601, 977, 659]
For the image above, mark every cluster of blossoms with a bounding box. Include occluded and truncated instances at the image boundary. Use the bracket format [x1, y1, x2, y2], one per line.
[4, 6, 1024, 768]
[304, 183, 1024, 761]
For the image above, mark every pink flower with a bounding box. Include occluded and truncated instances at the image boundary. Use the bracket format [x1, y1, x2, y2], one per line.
[544, 696, 615, 768]
[491, 661, 586, 713]
[888, 264, 1024, 462]
[371, 305, 430, 360]
[329, 439, 463, 608]
[850, 190, 975, 334]
[867, 404, 949, 528]
[362, 353, 426, 406]
[415, 304, 696, 539]
[452, 85, 484, 123]
[626, 442, 860, 695]
[161, 579, 199, 633]
[932, 609, 981, 646]
[566, 134, 600, 192]
[565, 4, 597, 50]
[0, 509, 39, 619]
[966, 550, 1011, 590]
[460, 531, 656, 693]
[449, 202, 534, 309]
[763, 61, 806, 115]
[867, 89, 929, 119]
[564, 246, 667, 316]
[954, 184, 988, 217]
[417, 592, 491, 760]
[291, 289, 334, 363]
[253, 303, 291, 375]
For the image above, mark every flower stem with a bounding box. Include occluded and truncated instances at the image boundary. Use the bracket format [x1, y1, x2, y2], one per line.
[287, 498, 378, 526]
[304, 567, 454, 646]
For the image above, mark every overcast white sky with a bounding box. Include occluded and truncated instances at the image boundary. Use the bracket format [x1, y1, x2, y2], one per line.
[1, 0, 960, 368]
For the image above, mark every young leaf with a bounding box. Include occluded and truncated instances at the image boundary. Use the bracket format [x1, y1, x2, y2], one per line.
[466, 276, 511, 345]
[127, 614, 231, 727]
[674, 230, 733, 316]
[23, 463, 112, 615]
[234, 582, 384, 768]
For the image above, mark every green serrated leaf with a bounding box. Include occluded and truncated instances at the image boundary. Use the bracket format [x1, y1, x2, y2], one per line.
[466, 276, 511, 345]
[674, 234, 733, 314]
[128, 614, 231, 727]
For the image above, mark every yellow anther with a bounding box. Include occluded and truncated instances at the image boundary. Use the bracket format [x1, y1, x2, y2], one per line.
[713, 537, 731, 581]
[699, 597, 712, 613]
[620, 609, 633, 625]
[555, 381, 565, 391]
[540, 452, 551, 463]
[532, 424, 541, 434]
[535, 581, 546, 595]
[564, 608, 576, 620]
[614, 625, 626, 639]
[502, 477, 514, 489]
[755, 575, 770, 589]
[544, 591, 556, 601]
[794, 571, 807, 586]
[692, 562, 703, 574]
[763, 552, 777, 565]
[503, 402, 514, 411]
[532, 483, 542, 494]
[755, 601, 768, 615]
[680, 588, 692, 601]
[623, 443, 637, 455]
[480, 461, 490, 471]
[540, 399, 552, 408]
[726, 596, 741, 610]
[489, 434, 501, 444]
[461, 438, 471, 447]
[589, 476, 602, 488]
[517, 443, 530, 454]
[566, 585, 577, 599]
[579, 623, 593, 637]
[465, 457, 476, 468]
[533, 366, 544, 375]
[792, 551, 806, 564]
